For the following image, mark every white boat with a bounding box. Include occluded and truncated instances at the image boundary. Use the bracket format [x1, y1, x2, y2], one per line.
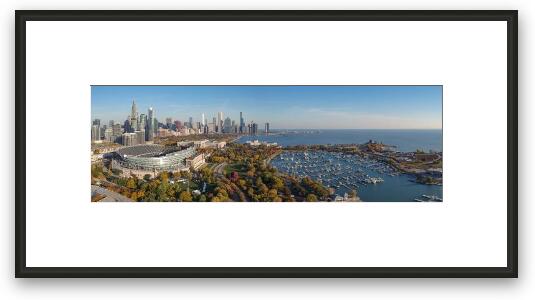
[422, 194, 442, 201]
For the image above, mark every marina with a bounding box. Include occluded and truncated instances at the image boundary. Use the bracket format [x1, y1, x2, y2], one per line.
[270, 150, 443, 202]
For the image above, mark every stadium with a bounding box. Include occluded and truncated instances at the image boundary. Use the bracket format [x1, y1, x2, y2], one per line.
[111, 143, 199, 177]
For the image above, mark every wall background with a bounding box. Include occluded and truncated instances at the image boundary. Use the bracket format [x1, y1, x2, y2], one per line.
[1, 1, 531, 299]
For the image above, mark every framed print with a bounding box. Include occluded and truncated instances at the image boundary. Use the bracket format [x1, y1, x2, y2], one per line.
[15, 10, 518, 278]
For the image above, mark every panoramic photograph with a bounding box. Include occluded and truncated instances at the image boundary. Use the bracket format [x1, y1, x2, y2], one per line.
[90, 85, 443, 202]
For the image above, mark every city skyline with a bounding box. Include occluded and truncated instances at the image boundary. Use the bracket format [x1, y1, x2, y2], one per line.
[91, 85, 442, 129]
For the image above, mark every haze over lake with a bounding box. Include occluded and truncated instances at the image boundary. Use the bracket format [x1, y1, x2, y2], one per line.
[238, 129, 443, 152]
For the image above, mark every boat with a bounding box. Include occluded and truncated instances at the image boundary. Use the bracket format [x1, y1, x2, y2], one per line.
[422, 195, 443, 201]
[364, 177, 384, 184]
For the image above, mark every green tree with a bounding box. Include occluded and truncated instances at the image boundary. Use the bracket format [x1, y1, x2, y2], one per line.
[156, 183, 169, 202]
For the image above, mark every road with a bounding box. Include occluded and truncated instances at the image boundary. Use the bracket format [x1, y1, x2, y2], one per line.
[213, 162, 228, 176]
[91, 185, 133, 202]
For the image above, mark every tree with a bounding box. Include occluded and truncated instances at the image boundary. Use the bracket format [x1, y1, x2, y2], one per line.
[306, 194, 318, 202]
[126, 177, 137, 189]
[111, 168, 123, 175]
[259, 183, 269, 195]
[179, 190, 192, 202]
[91, 165, 103, 178]
[230, 171, 239, 181]
[143, 174, 152, 181]
[137, 189, 145, 200]
[159, 172, 169, 184]
[255, 177, 264, 187]
[247, 188, 255, 198]
[238, 179, 247, 190]
[156, 183, 169, 202]
[272, 177, 284, 190]
[268, 189, 281, 202]
[180, 170, 192, 180]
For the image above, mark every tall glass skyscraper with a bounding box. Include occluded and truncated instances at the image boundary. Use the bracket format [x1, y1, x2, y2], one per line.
[239, 112, 245, 134]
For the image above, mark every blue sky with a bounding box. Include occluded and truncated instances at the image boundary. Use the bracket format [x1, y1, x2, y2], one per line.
[91, 86, 442, 129]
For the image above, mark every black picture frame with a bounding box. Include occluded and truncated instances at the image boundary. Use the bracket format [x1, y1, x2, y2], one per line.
[15, 10, 518, 278]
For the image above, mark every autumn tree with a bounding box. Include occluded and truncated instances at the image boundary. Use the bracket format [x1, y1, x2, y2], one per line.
[126, 177, 137, 189]
[179, 190, 192, 202]
[306, 194, 318, 202]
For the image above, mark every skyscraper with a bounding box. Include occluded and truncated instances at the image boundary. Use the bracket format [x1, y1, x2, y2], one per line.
[104, 128, 113, 142]
[112, 123, 123, 136]
[217, 112, 223, 133]
[201, 113, 205, 126]
[166, 117, 173, 129]
[265, 123, 270, 135]
[129, 98, 138, 132]
[124, 119, 131, 133]
[147, 107, 155, 141]
[223, 117, 232, 133]
[135, 130, 145, 145]
[239, 112, 245, 134]
[174, 120, 182, 130]
[91, 124, 101, 142]
[121, 132, 137, 146]
[248, 122, 258, 136]
[188, 116, 193, 128]
[138, 114, 146, 132]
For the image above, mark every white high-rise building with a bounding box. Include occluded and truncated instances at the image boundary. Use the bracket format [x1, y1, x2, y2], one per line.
[91, 124, 101, 142]
[147, 107, 155, 141]
[129, 98, 138, 132]
[217, 112, 223, 133]
[201, 113, 205, 126]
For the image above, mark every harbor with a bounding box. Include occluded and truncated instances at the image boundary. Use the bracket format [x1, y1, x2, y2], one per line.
[270, 150, 443, 202]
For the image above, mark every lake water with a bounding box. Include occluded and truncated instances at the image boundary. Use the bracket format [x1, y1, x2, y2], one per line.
[237, 129, 442, 152]
[238, 129, 443, 202]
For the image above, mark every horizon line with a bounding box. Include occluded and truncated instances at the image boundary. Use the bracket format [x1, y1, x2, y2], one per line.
[269, 128, 442, 130]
